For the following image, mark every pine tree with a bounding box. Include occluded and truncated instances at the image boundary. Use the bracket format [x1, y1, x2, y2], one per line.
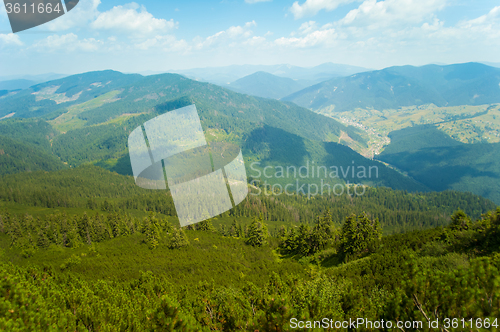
[282, 227, 298, 254]
[450, 209, 471, 231]
[37, 230, 50, 248]
[340, 213, 381, 259]
[169, 227, 190, 249]
[144, 213, 161, 249]
[296, 224, 311, 256]
[246, 216, 268, 247]
[310, 209, 335, 253]
[195, 218, 216, 232]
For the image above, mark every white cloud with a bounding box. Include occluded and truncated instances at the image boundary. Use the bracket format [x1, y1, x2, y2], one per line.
[243, 36, 268, 46]
[298, 21, 317, 34]
[245, 0, 272, 3]
[338, 0, 447, 28]
[275, 27, 337, 48]
[459, 5, 500, 28]
[195, 21, 257, 49]
[32, 33, 103, 52]
[91, 3, 177, 37]
[0, 33, 23, 46]
[290, 0, 357, 19]
[46, 0, 100, 31]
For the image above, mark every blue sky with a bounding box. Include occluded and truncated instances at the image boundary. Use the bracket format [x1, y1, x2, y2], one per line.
[0, 0, 499, 76]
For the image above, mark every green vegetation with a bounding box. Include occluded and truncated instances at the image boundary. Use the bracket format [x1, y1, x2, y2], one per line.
[1, 197, 499, 330]
[284, 62, 500, 111]
[0, 70, 142, 119]
[48, 90, 122, 132]
[0, 135, 66, 176]
[319, 103, 500, 157]
[0, 166, 495, 233]
[0, 118, 57, 150]
[377, 125, 500, 204]
[0, 71, 427, 193]
[0, 67, 499, 330]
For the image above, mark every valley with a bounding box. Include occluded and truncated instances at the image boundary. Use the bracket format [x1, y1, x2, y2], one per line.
[0, 64, 499, 331]
[319, 103, 500, 157]
[1, 0, 499, 328]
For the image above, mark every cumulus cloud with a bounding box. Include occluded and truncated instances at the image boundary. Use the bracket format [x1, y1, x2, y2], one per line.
[195, 21, 257, 49]
[0, 33, 23, 46]
[298, 21, 317, 34]
[32, 33, 103, 52]
[338, 0, 447, 28]
[46, 0, 100, 31]
[290, 0, 357, 19]
[91, 3, 177, 37]
[459, 5, 500, 28]
[275, 27, 337, 48]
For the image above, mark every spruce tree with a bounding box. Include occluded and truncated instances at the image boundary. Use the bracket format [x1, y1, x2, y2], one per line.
[170, 227, 190, 249]
[246, 216, 268, 247]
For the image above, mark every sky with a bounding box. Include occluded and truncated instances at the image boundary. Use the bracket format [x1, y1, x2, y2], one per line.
[0, 0, 499, 76]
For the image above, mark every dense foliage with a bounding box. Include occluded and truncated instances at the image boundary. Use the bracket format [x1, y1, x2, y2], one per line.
[1, 206, 499, 331]
[0, 166, 495, 234]
[0, 135, 66, 176]
[378, 125, 500, 204]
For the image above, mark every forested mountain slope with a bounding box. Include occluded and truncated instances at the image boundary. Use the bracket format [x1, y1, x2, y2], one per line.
[0, 70, 143, 119]
[283, 62, 500, 111]
[0, 71, 431, 192]
[0, 135, 66, 175]
[377, 125, 500, 204]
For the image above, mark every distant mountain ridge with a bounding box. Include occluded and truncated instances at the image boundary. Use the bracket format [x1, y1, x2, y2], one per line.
[226, 71, 308, 99]
[0, 70, 143, 119]
[0, 79, 37, 91]
[283, 62, 500, 111]
[171, 62, 370, 85]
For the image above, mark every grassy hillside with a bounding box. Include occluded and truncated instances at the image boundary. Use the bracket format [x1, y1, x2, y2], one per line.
[2, 69, 497, 201]
[284, 62, 500, 111]
[0, 70, 143, 119]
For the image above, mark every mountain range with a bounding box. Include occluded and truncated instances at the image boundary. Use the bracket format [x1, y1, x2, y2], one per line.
[0, 69, 427, 195]
[283, 62, 500, 111]
[225, 71, 308, 99]
[170, 62, 370, 85]
[1, 63, 499, 203]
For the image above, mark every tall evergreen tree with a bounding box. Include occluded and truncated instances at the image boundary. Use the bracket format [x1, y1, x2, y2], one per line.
[246, 216, 268, 247]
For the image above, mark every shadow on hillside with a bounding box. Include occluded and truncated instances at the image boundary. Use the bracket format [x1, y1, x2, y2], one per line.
[243, 125, 309, 166]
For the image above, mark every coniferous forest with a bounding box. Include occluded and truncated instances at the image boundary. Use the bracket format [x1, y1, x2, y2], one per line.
[0, 165, 499, 331]
[0, 59, 499, 331]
